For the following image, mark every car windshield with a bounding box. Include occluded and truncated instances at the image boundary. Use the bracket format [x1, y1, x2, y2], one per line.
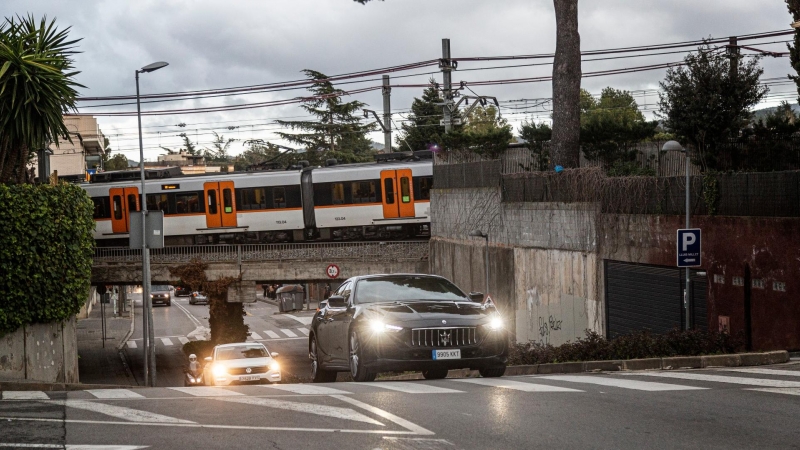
[151, 285, 170, 292]
[355, 276, 466, 303]
[216, 345, 268, 360]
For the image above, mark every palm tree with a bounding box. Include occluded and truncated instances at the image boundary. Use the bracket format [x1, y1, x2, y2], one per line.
[0, 15, 83, 183]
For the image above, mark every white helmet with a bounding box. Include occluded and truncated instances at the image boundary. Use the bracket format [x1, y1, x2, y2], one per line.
[189, 354, 197, 361]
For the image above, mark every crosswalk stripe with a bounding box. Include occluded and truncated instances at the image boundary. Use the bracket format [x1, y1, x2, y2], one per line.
[453, 378, 583, 392]
[126, 341, 137, 349]
[87, 389, 144, 399]
[261, 384, 353, 395]
[63, 399, 195, 423]
[249, 332, 263, 340]
[178, 337, 190, 345]
[213, 396, 383, 426]
[366, 381, 464, 394]
[280, 329, 298, 338]
[723, 368, 800, 377]
[297, 328, 310, 336]
[748, 388, 800, 396]
[625, 372, 800, 388]
[538, 375, 707, 391]
[265, 330, 280, 339]
[160, 338, 173, 346]
[2, 391, 49, 400]
[168, 387, 243, 397]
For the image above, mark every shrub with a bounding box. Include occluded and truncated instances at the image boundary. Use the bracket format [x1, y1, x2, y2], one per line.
[508, 329, 745, 365]
[181, 340, 215, 360]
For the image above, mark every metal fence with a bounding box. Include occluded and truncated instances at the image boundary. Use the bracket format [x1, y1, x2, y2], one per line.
[93, 241, 430, 265]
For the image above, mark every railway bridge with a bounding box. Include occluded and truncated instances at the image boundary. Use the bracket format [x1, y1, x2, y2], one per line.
[91, 241, 430, 286]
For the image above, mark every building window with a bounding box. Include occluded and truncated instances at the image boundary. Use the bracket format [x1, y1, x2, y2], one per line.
[773, 281, 786, 292]
[713, 274, 725, 284]
[752, 279, 765, 289]
[732, 276, 744, 287]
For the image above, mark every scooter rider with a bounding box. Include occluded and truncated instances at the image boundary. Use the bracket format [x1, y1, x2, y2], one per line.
[188, 354, 201, 376]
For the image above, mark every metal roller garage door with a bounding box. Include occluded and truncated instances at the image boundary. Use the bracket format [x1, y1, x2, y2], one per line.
[606, 260, 707, 337]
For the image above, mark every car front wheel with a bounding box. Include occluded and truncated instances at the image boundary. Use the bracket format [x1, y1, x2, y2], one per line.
[422, 368, 449, 380]
[349, 330, 376, 382]
[310, 335, 337, 383]
[479, 365, 506, 378]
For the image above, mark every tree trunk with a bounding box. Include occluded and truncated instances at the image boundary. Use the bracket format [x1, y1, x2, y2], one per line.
[551, 0, 581, 168]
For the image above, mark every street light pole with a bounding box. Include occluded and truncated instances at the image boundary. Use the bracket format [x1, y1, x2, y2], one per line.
[136, 61, 168, 387]
[663, 140, 692, 331]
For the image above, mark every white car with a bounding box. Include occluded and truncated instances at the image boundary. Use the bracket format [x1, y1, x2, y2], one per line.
[203, 342, 281, 386]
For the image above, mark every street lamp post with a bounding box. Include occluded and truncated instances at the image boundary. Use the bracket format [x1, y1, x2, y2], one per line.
[136, 61, 168, 387]
[469, 230, 490, 298]
[663, 140, 691, 330]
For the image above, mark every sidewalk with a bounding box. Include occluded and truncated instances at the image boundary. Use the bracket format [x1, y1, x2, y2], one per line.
[76, 295, 138, 386]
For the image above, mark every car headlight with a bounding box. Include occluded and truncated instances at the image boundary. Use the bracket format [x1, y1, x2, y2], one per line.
[369, 319, 402, 333]
[211, 364, 227, 377]
[487, 316, 504, 331]
[269, 361, 280, 371]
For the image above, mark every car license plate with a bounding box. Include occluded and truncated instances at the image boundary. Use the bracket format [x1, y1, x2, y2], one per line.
[239, 375, 259, 381]
[432, 349, 461, 360]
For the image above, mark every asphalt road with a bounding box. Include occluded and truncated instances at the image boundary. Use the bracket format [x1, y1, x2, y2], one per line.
[2, 364, 800, 449]
[124, 292, 314, 387]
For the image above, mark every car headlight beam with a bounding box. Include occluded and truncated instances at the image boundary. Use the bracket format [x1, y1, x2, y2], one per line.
[369, 319, 402, 333]
[211, 364, 227, 377]
[488, 316, 504, 330]
[269, 361, 280, 371]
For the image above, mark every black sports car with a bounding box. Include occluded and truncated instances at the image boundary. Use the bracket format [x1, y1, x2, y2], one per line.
[308, 274, 508, 382]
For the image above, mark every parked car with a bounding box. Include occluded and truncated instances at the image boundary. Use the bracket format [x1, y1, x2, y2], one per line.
[150, 285, 172, 306]
[203, 342, 281, 386]
[175, 286, 192, 297]
[189, 291, 208, 305]
[308, 274, 508, 383]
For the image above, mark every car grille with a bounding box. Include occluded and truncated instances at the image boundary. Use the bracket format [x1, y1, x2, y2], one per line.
[228, 366, 268, 375]
[410, 327, 477, 348]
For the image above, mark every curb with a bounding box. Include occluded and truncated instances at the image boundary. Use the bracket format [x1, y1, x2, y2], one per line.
[0, 380, 142, 392]
[116, 303, 135, 352]
[379, 350, 791, 381]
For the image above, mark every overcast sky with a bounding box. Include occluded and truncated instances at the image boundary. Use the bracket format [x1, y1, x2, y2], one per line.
[6, 0, 795, 160]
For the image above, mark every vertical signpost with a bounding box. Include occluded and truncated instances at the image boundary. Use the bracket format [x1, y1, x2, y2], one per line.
[677, 228, 701, 329]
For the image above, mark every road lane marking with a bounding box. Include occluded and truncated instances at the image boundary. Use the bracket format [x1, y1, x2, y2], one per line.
[168, 387, 243, 397]
[265, 330, 280, 339]
[538, 375, 707, 391]
[297, 328, 310, 336]
[453, 378, 583, 392]
[623, 372, 800, 388]
[365, 382, 464, 394]
[127, 341, 138, 349]
[249, 332, 263, 340]
[261, 384, 352, 395]
[58, 400, 195, 423]
[160, 338, 173, 346]
[172, 298, 203, 328]
[280, 329, 298, 338]
[333, 395, 434, 435]
[2, 391, 49, 400]
[284, 314, 313, 325]
[178, 337, 189, 345]
[382, 437, 455, 447]
[213, 397, 384, 426]
[87, 389, 145, 399]
[722, 368, 800, 377]
[0, 445, 148, 449]
[748, 388, 800, 396]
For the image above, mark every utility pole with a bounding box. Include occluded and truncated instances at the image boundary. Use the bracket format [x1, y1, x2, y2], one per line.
[382, 75, 392, 152]
[727, 36, 739, 82]
[440, 38, 454, 132]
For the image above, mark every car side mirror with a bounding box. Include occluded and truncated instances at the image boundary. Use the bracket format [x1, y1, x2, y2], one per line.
[327, 295, 346, 308]
[271, 352, 279, 358]
[469, 292, 484, 302]
[204, 356, 212, 362]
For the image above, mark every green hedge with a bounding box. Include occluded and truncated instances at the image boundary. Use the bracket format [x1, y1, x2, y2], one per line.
[0, 183, 94, 335]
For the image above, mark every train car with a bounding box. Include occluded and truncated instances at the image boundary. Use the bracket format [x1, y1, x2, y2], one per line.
[84, 151, 432, 246]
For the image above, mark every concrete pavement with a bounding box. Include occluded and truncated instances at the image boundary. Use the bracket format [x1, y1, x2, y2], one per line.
[2, 363, 800, 449]
[76, 292, 136, 386]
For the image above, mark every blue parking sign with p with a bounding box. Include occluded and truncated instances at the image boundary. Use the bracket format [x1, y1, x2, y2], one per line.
[677, 228, 701, 267]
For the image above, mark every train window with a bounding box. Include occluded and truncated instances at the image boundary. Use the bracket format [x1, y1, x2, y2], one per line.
[352, 181, 377, 204]
[147, 194, 170, 214]
[273, 187, 287, 208]
[238, 188, 268, 211]
[332, 183, 345, 205]
[92, 197, 111, 219]
[400, 177, 411, 203]
[176, 192, 202, 214]
[127, 194, 138, 212]
[383, 178, 395, 204]
[313, 183, 333, 207]
[112, 196, 122, 220]
[284, 185, 302, 208]
[223, 189, 233, 213]
[208, 190, 218, 214]
[416, 177, 432, 200]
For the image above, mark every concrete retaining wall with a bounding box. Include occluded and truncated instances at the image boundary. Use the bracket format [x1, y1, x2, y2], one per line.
[0, 317, 79, 383]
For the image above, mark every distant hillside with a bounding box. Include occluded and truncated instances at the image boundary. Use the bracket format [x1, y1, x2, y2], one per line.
[751, 103, 800, 122]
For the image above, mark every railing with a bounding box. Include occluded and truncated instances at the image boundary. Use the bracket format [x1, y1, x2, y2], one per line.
[93, 241, 430, 265]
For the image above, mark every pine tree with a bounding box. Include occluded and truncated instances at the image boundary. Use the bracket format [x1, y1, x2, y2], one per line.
[275, 70, 375, 165]
[396, 79, 445, 152]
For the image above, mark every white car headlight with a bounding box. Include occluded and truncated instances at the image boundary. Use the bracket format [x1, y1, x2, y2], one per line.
[369, 319, 402, 333]
[211, 364, 227, 377]
[487, 316, 504, 331]
[269, 361, 280, 371]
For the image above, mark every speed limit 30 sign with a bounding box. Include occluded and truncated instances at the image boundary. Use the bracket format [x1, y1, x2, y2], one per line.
[326, 264, 340, 279]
